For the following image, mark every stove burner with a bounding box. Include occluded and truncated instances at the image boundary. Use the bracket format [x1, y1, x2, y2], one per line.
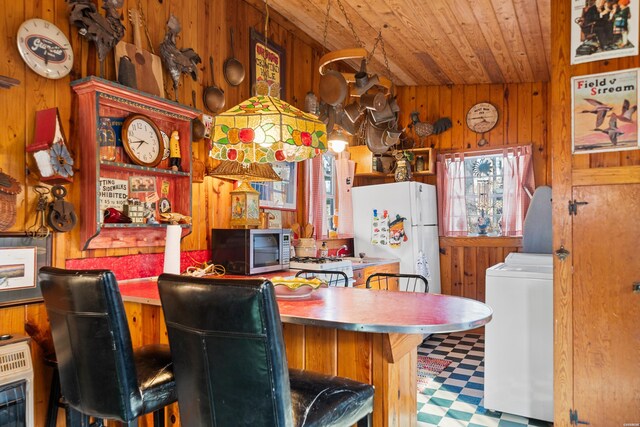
[290, 256, 343, 263]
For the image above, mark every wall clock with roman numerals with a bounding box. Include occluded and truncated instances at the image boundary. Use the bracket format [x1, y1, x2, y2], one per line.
[17, 18, 74, 79]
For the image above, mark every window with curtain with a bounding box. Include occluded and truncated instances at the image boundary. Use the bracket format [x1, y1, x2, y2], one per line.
[323, 154, 336, 231]
[305, 153, 355, 239]
[436, 145, 534, 237]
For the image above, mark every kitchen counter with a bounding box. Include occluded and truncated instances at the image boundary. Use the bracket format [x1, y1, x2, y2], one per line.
[119, 277, 490, 334]
[118, 277, 491, 427]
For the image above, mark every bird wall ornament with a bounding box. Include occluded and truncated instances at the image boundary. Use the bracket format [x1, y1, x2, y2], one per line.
[159, 14, 201, 102]
[409, 112, 452, 138]
[68, 0, 125, 76]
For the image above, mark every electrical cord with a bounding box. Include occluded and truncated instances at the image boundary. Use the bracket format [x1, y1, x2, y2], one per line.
[184, 260, 226, 277]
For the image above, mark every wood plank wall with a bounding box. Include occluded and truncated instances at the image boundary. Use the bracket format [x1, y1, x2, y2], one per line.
[0, 1, 322, 424]
[353, 82, 551, 302]
[550, 1, 640, 423]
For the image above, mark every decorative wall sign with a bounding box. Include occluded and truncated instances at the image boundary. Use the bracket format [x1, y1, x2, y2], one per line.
[571, 0, 638, 64]
[99, 178, 129, 216]
[572, 69, 639, 154]
[0, 233, 51, 307]
[250, 28, 286, 99]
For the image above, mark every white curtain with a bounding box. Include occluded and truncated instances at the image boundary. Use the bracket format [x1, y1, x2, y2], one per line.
[501, 145, 535, 236]
[335, 158, 355, 236]
[436, 153, 468, 236]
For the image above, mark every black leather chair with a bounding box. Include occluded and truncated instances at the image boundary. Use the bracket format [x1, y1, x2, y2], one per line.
[366, 272, 429, 293]
[39, 267, 177, 427]
[294, 269, 350, 287]
[157, 274, 374, 427]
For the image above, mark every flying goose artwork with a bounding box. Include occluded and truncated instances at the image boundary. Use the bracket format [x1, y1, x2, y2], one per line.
[610, 99, 638, 123]
[594, 115, 624, 145]
[581, 98, 613, 128]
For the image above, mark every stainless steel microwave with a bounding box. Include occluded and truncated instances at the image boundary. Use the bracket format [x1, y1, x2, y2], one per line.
[211, 228, 291, 275]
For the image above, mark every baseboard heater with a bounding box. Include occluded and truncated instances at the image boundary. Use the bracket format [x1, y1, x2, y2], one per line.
[0, 335, 34, 427]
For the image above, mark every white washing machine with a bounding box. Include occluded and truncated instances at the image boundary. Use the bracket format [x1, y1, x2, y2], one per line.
[484, 252, 553, 422]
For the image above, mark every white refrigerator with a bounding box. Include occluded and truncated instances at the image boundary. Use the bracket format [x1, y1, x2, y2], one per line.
[351, 182, 441, 293]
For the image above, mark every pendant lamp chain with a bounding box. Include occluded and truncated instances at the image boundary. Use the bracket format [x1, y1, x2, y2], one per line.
[320, 0, 393, 83]
[322, 0, 332, 53]
[321, 0, 363, 49]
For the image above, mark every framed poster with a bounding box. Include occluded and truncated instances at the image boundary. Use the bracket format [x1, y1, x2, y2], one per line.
[571, 0, 638, 64]
[250, 28, 286, 99]
[572, 69, 639, 154]
[251, 162, 297, 210]
[0, 233, 52, 307]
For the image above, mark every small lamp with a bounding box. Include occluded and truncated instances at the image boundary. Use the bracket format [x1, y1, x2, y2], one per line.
[230, 181, 261, 228]
[328, 128, 348, 153]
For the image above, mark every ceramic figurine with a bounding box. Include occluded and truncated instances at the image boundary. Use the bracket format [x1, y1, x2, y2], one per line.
[168, 130, 182, 171]
[159, 212, 192, 225]
[159, 15, 201, 102]
[477, 210, 490, 235]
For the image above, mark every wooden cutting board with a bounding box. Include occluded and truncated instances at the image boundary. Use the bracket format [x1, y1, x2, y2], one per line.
[115, 9, 164, 97]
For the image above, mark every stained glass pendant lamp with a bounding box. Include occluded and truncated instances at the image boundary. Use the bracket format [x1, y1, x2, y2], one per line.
[210, 0, 327, 164]
[209, 96, 327, 163]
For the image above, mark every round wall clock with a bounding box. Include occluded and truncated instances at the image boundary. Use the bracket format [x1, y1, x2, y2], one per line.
[122, 114, 164, 167]
[17, 18, 74, 79]
[466, 102, 499, 134]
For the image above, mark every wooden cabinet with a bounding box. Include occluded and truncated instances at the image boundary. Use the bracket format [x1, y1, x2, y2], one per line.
[72, 77, 200, 250]
[349, 145, 435, 178]
[352, 260, 400, 288]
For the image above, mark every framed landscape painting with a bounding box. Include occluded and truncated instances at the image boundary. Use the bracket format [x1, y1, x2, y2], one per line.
[0, 233, 52, 307]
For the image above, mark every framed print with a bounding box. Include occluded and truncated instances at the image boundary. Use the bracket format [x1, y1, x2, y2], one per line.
[571, 0, 638, 64]
[250, 28, 286, 99]
[251, 162, 297, 210]
[129, 176, 156, 193]
[0, 233, 52, 307]
[572, 69, 639, 154]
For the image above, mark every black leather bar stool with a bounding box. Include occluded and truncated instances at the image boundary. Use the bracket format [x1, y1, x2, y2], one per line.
[39, 267, 177, 427]
[44, 356, 101, 427]
[158, 274, 374, 427]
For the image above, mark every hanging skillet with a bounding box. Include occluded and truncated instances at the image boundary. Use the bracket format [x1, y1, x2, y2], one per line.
[319, 70, 347, 106]
[224, 28, 245, 86]
[203, 56, 225, 113]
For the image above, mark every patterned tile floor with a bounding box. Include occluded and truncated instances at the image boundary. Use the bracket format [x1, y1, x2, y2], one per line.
[417, 333, 553, 427]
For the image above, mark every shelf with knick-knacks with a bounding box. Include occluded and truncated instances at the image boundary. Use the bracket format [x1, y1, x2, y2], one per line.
[71, 76, 200, 250]
[349, 146, 435, 177]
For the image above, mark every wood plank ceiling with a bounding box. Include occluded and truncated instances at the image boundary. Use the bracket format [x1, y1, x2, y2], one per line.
[266, 0, 551, 86]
